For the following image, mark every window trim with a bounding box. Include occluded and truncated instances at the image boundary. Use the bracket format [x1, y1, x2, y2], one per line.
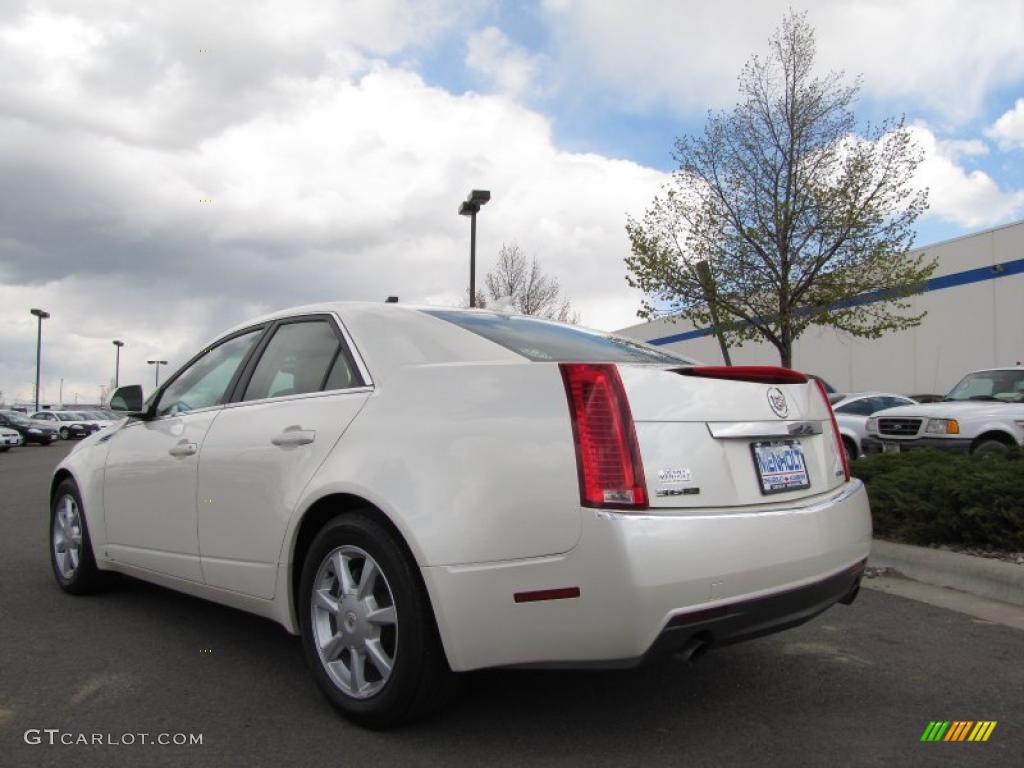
[226, 312, 368, 406]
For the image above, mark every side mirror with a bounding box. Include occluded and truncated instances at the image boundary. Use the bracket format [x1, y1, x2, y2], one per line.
[109, 385, 144, 414]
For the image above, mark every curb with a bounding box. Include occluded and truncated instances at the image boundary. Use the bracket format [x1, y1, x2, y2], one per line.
[869, 539, 1024, 608]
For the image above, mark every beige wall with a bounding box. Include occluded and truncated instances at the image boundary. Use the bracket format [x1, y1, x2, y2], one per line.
[616, 220, 1024, 395]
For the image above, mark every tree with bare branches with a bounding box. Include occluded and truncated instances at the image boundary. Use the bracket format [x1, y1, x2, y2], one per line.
[625, 10, 934, 367]
[484, 242, 579, 323]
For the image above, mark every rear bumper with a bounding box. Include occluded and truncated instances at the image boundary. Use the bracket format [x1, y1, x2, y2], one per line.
[422, 479, 872, 671]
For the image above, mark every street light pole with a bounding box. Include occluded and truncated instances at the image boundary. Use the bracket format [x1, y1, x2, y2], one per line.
[30, 308, 50, 411]
[458, 190, 491, 308]
[147, 360, 168, 388]
[113, 340, 124, 387]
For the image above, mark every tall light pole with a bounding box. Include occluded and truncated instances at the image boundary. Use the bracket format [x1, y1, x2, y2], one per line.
[30, 308, 50, 411]
[112, 340, 124, 387]
[458, 189, 490, 308]
[147, 360, 168, 388]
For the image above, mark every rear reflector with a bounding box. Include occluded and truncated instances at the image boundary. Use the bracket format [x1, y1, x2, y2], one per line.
[513, 587, 581, 603]
[815, 378, 851, 482]
[677, 366, 808, 384]
[559, 363, 648, 509]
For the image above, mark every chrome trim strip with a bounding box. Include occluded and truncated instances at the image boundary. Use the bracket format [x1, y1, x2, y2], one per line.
[707, 420, 823, 439]
[596, 479, 864, 522]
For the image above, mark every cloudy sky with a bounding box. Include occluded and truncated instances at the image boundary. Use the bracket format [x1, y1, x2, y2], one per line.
[2, 0, 1024, 404]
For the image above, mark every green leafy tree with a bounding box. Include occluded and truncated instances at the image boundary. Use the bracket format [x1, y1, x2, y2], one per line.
[625, 10, 935, 367]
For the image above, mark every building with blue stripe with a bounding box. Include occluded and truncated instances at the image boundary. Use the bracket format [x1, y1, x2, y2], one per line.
[615, 219, 1024, 394]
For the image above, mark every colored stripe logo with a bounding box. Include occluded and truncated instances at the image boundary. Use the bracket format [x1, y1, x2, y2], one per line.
[920, 721, 997, 742]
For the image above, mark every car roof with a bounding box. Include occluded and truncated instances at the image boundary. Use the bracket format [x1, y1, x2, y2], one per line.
[833, 392, 914, 403]
[208, 302, 526, 384]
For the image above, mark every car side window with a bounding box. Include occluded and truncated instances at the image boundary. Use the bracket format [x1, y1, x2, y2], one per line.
[242, 320, 356, 401]
[876, 397, 910, 410]
[836, 399, 874, 416]
[156, 329, 262, 417]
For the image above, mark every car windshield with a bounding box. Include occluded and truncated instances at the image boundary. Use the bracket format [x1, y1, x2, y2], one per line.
[945, 370, 1024, 402]
[423, 310, 695, 365]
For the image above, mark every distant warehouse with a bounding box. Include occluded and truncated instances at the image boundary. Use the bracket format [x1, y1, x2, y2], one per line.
[615, 219, 1024, 396]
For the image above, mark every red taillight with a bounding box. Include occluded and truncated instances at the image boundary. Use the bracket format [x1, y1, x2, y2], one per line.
[559, 363, 648, 510]
[815, 378, 850, 482]
[679, 366, 808, 384]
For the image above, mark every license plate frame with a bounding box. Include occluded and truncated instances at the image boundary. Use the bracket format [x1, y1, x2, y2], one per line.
[751, 440, 811, 495]
[883, 441, 901, 454]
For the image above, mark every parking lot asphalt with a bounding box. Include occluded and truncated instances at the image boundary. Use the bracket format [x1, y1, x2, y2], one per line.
[1, 442, 1021, 767]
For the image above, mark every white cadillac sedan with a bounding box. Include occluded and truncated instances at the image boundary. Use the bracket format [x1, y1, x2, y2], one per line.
[50, 302, 871, 727]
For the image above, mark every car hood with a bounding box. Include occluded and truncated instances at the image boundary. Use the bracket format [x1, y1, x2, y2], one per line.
[873, 401, 1024, 419]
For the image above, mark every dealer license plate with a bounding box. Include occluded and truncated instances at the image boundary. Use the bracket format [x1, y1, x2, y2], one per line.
[751, 440, 810, 495]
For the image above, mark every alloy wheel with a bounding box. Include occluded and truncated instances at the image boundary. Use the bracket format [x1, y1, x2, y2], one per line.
[311, 545, 398, 699]
[53, 494, 83, 579]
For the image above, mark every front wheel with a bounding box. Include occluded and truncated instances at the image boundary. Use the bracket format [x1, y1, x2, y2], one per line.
[59, 427, 69, 440]
[50, 480, 118, 594]
[972, 439, 1010, 457]
[299, 514, 455, 728]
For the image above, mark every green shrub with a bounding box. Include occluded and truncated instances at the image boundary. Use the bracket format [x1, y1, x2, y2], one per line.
[851, 448, 1024, 550]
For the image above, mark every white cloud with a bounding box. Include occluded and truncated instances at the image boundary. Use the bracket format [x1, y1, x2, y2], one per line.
[987, 98, 1024, 150]
[0, 6, 663, 402]
[910, 123, 1024, 228]
[540, 0, 1024, 122]
[465, 26, 547, 98]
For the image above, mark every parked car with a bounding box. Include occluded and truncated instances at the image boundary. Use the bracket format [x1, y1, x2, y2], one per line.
[0, 410, 59, 445]
[865, 367, 1024, 455]
[831, 393, 918, 460]
[50, 303, 870, 727]
[31, 411, 100, 440]
[0, 425, 22, 451]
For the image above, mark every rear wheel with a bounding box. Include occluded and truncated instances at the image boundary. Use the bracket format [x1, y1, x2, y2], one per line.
[50, 480, 118, 594]
[299, 514, 455, 728]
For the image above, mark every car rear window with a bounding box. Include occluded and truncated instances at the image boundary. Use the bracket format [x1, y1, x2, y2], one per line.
[422, 310, 694, 364]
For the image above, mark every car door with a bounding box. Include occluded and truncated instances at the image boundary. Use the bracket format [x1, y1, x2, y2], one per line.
[196, 314, 371, 598]
[102, 327, 265, 582]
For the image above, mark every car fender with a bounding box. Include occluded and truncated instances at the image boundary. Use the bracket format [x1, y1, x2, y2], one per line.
[51, 433, 115, 560]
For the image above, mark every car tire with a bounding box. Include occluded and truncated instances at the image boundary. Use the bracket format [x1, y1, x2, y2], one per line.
[972, 439, 1010, 457]
[841, 436, 858, 462]
[50, 479, 119, 595]
[0, 447, 8, 453]
[59, 427, 69, 440]
[299, 513, 456, 729]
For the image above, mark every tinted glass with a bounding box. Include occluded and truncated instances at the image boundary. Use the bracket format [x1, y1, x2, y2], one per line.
[835, 398, 876, 416]
[243, 320, 344, 401]
[423, 310, 694, 364]
[157, 329, 262, 416]
[876, 397, 913, 410]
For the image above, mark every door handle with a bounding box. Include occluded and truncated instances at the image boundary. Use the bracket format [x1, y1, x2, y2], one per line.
[271, 427, 316, 447]
[169, 441, 198, 457]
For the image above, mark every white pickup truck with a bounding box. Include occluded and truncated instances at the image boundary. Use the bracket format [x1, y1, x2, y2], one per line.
[864, 367, 1024, 456]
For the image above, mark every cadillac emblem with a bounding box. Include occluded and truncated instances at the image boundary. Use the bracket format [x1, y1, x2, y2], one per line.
[767, 387, 789, 419]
